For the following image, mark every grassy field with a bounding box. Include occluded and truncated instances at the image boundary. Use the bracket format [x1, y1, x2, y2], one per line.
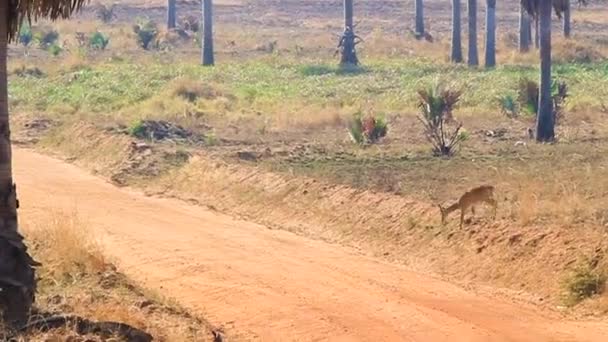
[7, 0, 608, 327]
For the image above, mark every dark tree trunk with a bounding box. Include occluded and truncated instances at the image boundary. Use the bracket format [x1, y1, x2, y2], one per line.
[415, 0, 425, 38]
[0, 1, 38, 329]
[563, 0, 571, 38]
[340, 0, 359, 65]
[344, 0, 353, 29]
[202, 0, 214, 66]
[519, 4, 530, 52]
[167, 0, 176, 29]
[451, 0, 463, 63]
[534, 17, 540, 49]
[484, 0, 496, 68]
[467, 0, 478, 66]
[537, 0, 554, 142]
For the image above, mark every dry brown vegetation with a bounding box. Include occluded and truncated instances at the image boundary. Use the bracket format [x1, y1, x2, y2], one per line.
[6, 210, 214, 341]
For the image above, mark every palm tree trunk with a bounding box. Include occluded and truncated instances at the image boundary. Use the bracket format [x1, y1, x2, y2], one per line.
[484, 0, 496, 68]
[0, 2, 38, 328]
[415, 0, 425, 38]
[534, 17, 540, 49]
[344, 0, 353, 29]
[340, 0, 358, 65]
[167, 0, 176, 29]
[202, 0, 214, 66]
[563, 0, 571, 38]
[537, 0, 554, 142]
[451, 0, 463, 63]
[467, 0, 478, 66]
[519, 4, 530, 52]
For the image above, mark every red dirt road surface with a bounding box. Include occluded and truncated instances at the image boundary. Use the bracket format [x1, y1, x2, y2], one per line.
[15, 148, 608, 341]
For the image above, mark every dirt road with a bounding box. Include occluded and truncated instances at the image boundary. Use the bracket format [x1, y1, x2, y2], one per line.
[14, 147, 608, 341]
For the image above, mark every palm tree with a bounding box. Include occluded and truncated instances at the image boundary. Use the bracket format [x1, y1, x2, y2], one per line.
[1, 0, 86, 327]
[522, 0, 586, 142]
[563, 0, 571, 37]
[339, 0, 360, 65]
[167, 0, 177, 29]
[467, 0, 479, 66]
[415, 0, 425, 39]
[451, 0, 463, 62]
[484, 0, 496, 67]
[519, 4, 531, 52]
[202, 0, 214, 66]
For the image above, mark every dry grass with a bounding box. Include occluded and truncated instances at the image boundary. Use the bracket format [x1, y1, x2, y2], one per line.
[16, 210, 213, 341]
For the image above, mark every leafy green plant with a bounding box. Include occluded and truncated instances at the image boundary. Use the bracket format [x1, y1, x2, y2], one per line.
[417, 85, 464, 156]
[48, 43, 63, 57]
[517, 77, 568, 124]
[19, 22, 33, 47]
[561, 259, 606, 306]
[34, 28, 59, 49]
[128, 120, 146, 137]
[133, 19, 158, 50]
[89, 31, 110, 50]
[498, 94, 518, 119]
[347, 112, 388, 145]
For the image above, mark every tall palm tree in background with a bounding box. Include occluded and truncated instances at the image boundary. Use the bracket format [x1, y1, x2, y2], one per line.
[167, 0, 177, 29]
[415, 0, 425, 39]
[484, 0, 496, 67]
[519, 4, 531, 52]
[451, 0, 463, 62]
[202, 0, 214, 66]
[563, 0, 571, 37]
[339, 0, 359, 65]
[1, 0, 87, 327]
[467, 0, 479, 66]
[522, 0, 586, 142]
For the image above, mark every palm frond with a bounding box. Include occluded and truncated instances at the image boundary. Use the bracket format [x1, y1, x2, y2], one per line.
[522, 0, 587, 19]
[6, 0, 90, 42]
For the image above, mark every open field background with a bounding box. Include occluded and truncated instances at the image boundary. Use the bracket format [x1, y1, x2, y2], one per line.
[7, 0, 608, 337]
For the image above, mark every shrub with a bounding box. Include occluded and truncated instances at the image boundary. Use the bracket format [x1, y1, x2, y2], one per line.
[18, 22, 33, 47]
[517, 77, 568, 124]
[48, 43, 63, 57]
[34, 28, 59, 49]
[89, 31, 110, 50]
[347, 112, 388, 145]
[133, 19, 158, 50]
[182, 15, 200, 32]
[561, 260, 606, 306]
[96, 3, 116, 23]
[498, 94, 518, 119]
[128, 120, 146, 137]
[417, 85, 465, 156]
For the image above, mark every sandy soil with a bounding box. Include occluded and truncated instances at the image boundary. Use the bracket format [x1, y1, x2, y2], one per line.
[15, 147, 608, 341]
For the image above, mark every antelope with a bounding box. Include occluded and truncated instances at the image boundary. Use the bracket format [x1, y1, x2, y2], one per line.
[438, 185, 497, 228]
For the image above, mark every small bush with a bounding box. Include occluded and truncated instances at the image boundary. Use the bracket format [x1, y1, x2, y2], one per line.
[347, 112, 388, 145]
[96, 3, 116, 23]
[417, 85, 465, 156]
[48, 43, 63, 57]
[34, 28, 59, 49]
[498, 94, 519, 119]
[133, 19, 158, 50]
[89, 31, 110, 50]
[517, 77, 568, 124]
[182, 15, 200, 32]
[561, 260, 606, 306]
[128, 120, 146, 137]
[18, 22, 33, 47]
